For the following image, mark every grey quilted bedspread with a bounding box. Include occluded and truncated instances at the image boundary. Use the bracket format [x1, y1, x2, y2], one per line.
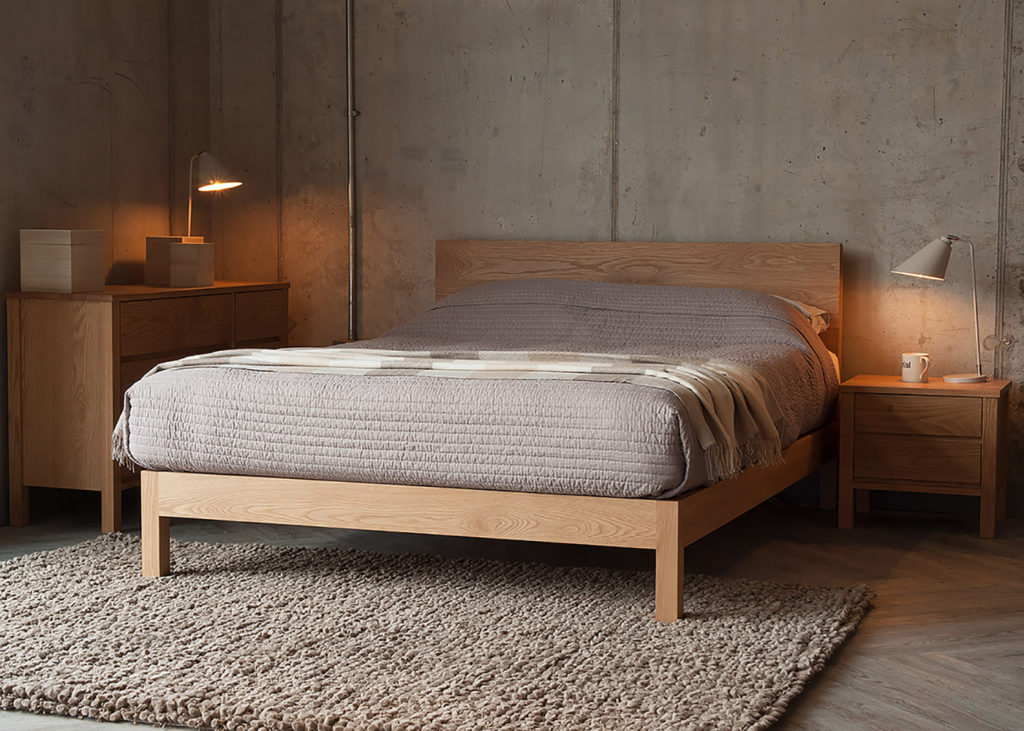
[121, 280, 838, 499]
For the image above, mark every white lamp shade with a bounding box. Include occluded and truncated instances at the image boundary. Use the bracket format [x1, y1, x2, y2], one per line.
[194, 152, 243, 192]
[891, 236, 952, 280]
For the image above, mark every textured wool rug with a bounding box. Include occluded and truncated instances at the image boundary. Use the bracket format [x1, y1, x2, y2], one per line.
[0, 535, 871, 730]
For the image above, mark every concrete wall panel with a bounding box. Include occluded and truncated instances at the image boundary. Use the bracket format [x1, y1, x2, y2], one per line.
[211, 0, 280, 283]
[617, 1, 1006, 382]
[170, 0, 212, 239]
[280, 0, 350, 345]
[355, 0, 614, 337]
[107, 0, 172, 283]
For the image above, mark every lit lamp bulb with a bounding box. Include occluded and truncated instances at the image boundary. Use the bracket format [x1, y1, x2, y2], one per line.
[187, 152, 243, 237]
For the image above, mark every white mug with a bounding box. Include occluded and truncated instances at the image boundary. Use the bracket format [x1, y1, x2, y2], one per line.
[901, 352, 931, 383]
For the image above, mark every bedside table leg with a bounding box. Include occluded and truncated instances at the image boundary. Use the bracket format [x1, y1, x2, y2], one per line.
[838, 391, 854, 529]
[838, 483, 854, 529]
[8, 481, 28, 526]
[980, 398, 1002, 539]
[818, 459, 838, 511]
[980, 492, 996, 539]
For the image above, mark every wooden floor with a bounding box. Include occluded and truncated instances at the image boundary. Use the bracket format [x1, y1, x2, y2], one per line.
[1, 491, 1022, 730]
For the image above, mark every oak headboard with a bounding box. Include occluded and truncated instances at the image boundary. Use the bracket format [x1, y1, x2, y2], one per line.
[435, 240, 843, 357]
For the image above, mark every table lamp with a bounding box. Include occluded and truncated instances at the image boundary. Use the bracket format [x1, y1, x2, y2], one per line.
[186, 152, 243, 238]
[145, 152, 243, 287]
[892, 234, 989, 383]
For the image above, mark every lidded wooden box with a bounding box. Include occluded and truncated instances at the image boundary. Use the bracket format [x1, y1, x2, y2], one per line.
[19, 229, 105, 293]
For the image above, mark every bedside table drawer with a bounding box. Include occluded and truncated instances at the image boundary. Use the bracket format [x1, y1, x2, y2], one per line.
[854, 393, 982, 438]
[120, 294, 233, 357]
[853, 433, 981, 484]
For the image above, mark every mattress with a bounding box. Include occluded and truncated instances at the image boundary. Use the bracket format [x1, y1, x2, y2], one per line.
[120, 280, 839, 499]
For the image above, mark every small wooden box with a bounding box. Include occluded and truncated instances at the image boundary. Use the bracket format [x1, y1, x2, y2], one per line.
[20, 229, 105, 293]
[145, 236, 215, 287]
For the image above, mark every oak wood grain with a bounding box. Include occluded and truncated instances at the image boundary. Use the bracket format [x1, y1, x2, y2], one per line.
[980, 399, 1002, 538]
[841, 374, 1011, 398]
[995, 396, 1008, 523]
[153, 472, 661, 549]
[6, 299, 25, 526]
[853, 433, 981, 485]
[854, 393, 982, 438]
[120, 294, 233, 358]
[840, 479, 981, 496]
[146, 426, 837, 621]
[839, 375, 1010, 538]
[436, 240, 843, 355]
[655, 501, 684, 621]
[141, 472, 169, 576]
[235, 289, 289, 344]
[4, 281, 289, 303]
[8, 283, 289, 533]
[20, 299, 113, 494]
[677, 425, 838, 545]
[838, 391, 856, 530]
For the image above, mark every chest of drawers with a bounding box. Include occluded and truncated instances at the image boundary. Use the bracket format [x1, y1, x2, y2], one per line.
[7, 282, 289, 532]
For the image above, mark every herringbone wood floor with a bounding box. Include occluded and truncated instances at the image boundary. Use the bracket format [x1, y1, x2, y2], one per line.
[1, 490, 1021, 730]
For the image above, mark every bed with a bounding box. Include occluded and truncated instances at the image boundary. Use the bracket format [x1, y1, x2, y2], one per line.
[129, 240, 842, 621]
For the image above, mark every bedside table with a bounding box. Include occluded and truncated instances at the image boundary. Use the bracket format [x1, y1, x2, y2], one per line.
[838, 375, 1010, 538]
[7, 281, 289, 533]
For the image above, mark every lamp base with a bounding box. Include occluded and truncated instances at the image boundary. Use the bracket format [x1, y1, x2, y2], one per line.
[145, 236, 214, 287]
[942, 373, 990, 384]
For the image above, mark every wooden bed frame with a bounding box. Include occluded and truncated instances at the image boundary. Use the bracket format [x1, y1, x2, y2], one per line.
[141, 240, 843, 622]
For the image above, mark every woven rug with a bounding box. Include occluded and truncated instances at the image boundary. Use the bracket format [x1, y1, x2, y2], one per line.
[0, 534, 871, 730]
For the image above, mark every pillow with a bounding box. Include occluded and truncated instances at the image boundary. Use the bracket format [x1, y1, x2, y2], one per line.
[772, 296, 830, 334]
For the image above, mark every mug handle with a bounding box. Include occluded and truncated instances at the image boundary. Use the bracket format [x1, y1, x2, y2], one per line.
[919, 355, 931, 379]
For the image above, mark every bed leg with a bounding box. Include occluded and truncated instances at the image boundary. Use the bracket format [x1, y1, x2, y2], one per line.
[141, 472, 170, 577]
[655, 500, 685, 622]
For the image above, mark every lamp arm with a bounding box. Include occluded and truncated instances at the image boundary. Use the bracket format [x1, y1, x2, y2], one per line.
[186, 154, 199, 237]
[958, 237, 983, 377]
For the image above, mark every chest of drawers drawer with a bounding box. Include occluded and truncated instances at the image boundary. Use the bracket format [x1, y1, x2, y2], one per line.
[120, 294, 234, 357]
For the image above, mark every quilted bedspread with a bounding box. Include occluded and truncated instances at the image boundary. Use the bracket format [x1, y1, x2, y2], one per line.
[118, 279, 838, 499]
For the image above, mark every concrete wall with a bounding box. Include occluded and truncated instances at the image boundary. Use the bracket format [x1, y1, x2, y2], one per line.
[211, 0, 350, 346]
[355, 0, 1024, 513]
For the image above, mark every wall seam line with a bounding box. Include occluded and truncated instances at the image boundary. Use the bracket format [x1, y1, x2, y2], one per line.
[275, 0, 284, 284]
[610, 0, 621, 242]
[166, 0, 175, 235]
[994, 0, 1014, 379]
[105, 0, 115, 278]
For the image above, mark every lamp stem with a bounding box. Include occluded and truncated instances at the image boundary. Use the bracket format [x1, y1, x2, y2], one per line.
[962, 237, 983, 377]
[186, 154, 198, 237]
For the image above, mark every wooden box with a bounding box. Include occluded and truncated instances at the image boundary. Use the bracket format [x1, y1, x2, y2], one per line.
[145, 236, 215, 287]
[20, 229, 105, 293]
